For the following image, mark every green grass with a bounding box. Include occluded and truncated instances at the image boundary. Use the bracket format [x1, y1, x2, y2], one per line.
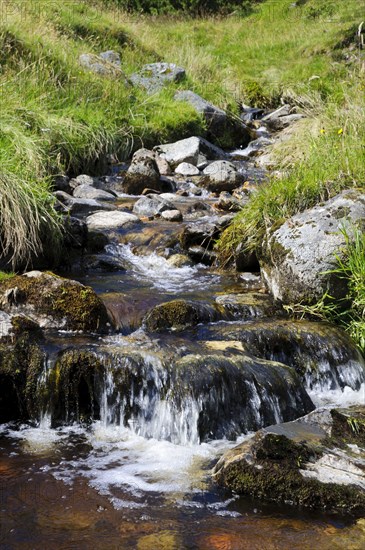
[0, 0, 364, 267]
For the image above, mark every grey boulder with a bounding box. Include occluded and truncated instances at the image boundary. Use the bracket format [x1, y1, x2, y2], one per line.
[154, 136, 227, 169]
[133, 194, 175, 218]
[260, 189, 365, 304]
[201, 160, 242, 192]
[86, 211, 139, 230]
[130, 62, 185, 93]
[73, 184, 116, 201]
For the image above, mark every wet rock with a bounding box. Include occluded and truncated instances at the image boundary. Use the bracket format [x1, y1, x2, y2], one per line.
[130, 62, 185, 93]
[154, 136, 227, 169]
[331, 406, 365, 446]
[0, 311, 13, 340]
[207, 319, 365, 395]
[175, 353, 314, 441]
[175, 90, 251, 147]
[214, 408, 365, 514]
[201, 161, 242, 192]
[63, 216, 88, 250]
[73, 184, 116, 201]
[180, 218, 228, 251]
[133, 194, 175, 218]
[260, 189, 365, 304]
[0, 334, 45, 422]
[0, 271, 110, 331]
[215, 293, 280, 321]
[132, 148, 172, 176]
[86, 211, 139, 230]
[143, 299, 218, 332]
[239, 273, 264, 291]
[175, 162, 200, 176]
[232, 136, 274, 159]
[82, 254, 126, 272]
[262, 105, 305, 131]
[54, 191, 115, 216]
[235, 242, 260, 272]
[87, 231, 110, 253]
[53, 174, 71, 193]
[161, 209, 183, 222]
[79, 51, 128, 81]
[187, 246, 217, 266]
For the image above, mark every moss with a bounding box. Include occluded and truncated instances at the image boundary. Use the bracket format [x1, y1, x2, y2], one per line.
[331, 406, 365, 447]
[0, 273, 110, 331]
[0, 332, 45, 421]
[216, 432, 365, 515]
[143, 299, 216, 332]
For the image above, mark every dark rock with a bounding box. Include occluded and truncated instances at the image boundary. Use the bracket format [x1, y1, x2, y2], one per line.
[187, 246, 217, 266]
[180, 218, 230, 251]
[216, 192, 243, 212]
[53, 175, 71, 193]
[235, 242, 260, 272]
[175, 90, 251, 147]
[63, 216, 88, 249]
[123, 156, 161, 195]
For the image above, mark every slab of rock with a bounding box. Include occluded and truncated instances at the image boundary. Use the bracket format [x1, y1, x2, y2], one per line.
[215, 293, 279, 321]
[130, 62, 185, 93]
[260, 189, 365, 304]
[86, 211, 139, 230]
[154, 136, 227, 169]
[133, 194, 175, 218]
[0, 272, 110, 331]
[143, 299, 218, 332]
[213, 406, 365, 514]
[175, 162, 200, 176]
[201, 160, 242, 192]
[54, 191, 115, 216]
[73, 184, 116, 201]
[175, 90, 251, 147]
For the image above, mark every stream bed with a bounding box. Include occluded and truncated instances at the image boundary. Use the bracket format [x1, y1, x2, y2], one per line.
[1, 151, 365, 548]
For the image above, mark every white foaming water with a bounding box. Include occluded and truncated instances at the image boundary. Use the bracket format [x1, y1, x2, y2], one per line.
[309, 382, 365, 408]
[106, 243, 219, 292]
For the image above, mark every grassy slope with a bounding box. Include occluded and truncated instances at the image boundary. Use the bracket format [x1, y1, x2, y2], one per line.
[0, 0, 364, 268]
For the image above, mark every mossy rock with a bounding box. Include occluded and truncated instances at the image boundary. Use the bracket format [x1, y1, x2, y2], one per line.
[143, 299, 217, 332]
[0, 332, 45, 422]
[0, 271, 110, 332]
[331, 406, 365, 447]
[214, 421, 365, 515]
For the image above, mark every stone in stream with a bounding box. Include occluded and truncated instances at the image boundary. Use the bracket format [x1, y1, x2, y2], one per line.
[154, 136, 228, 169]
[132, 147, 173, 176]
[133, 194, 175, 218]
[143, 299, 218, 332]
[215, 293, 281, 321]
[203, 319, 365, 395]
[0, 271, 110, 331]
[260, 189, 365, 304]
[180, 216, 233, 251]
[123, 154, 161, 195]
[187, 246, 217, 266]
[213, 406, 365, 514]
[130, 62, 186, 93]
[69, 174, 96, 190]
[86, 211, 139, 230]
[160, 209, 183, 222]
[175, 90, 252, 147]
[73, 184, 116, 201]
[201, 160, 242, 193]
[167, 254, 193, 267]
[54, 191, 116, 216]
[216, 191, 243, 212]
[175, 162, 200, 176]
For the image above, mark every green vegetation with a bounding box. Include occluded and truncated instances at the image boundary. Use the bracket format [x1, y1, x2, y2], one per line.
[0, 0, 364, 274]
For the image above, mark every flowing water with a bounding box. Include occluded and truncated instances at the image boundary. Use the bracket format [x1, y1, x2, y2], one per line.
[1, 192, 365, 549]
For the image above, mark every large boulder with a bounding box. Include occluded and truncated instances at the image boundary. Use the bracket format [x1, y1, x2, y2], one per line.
[123, 155, 161, 195]
[130, 62, 185, 93]
[154, 136, 227, 169]
[0, 271, 110, 331]
[201, 160, 242, 192]
[213, 407, 365, 514]
[175, 90, 251, 147]
[260, 190, 365, 304]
